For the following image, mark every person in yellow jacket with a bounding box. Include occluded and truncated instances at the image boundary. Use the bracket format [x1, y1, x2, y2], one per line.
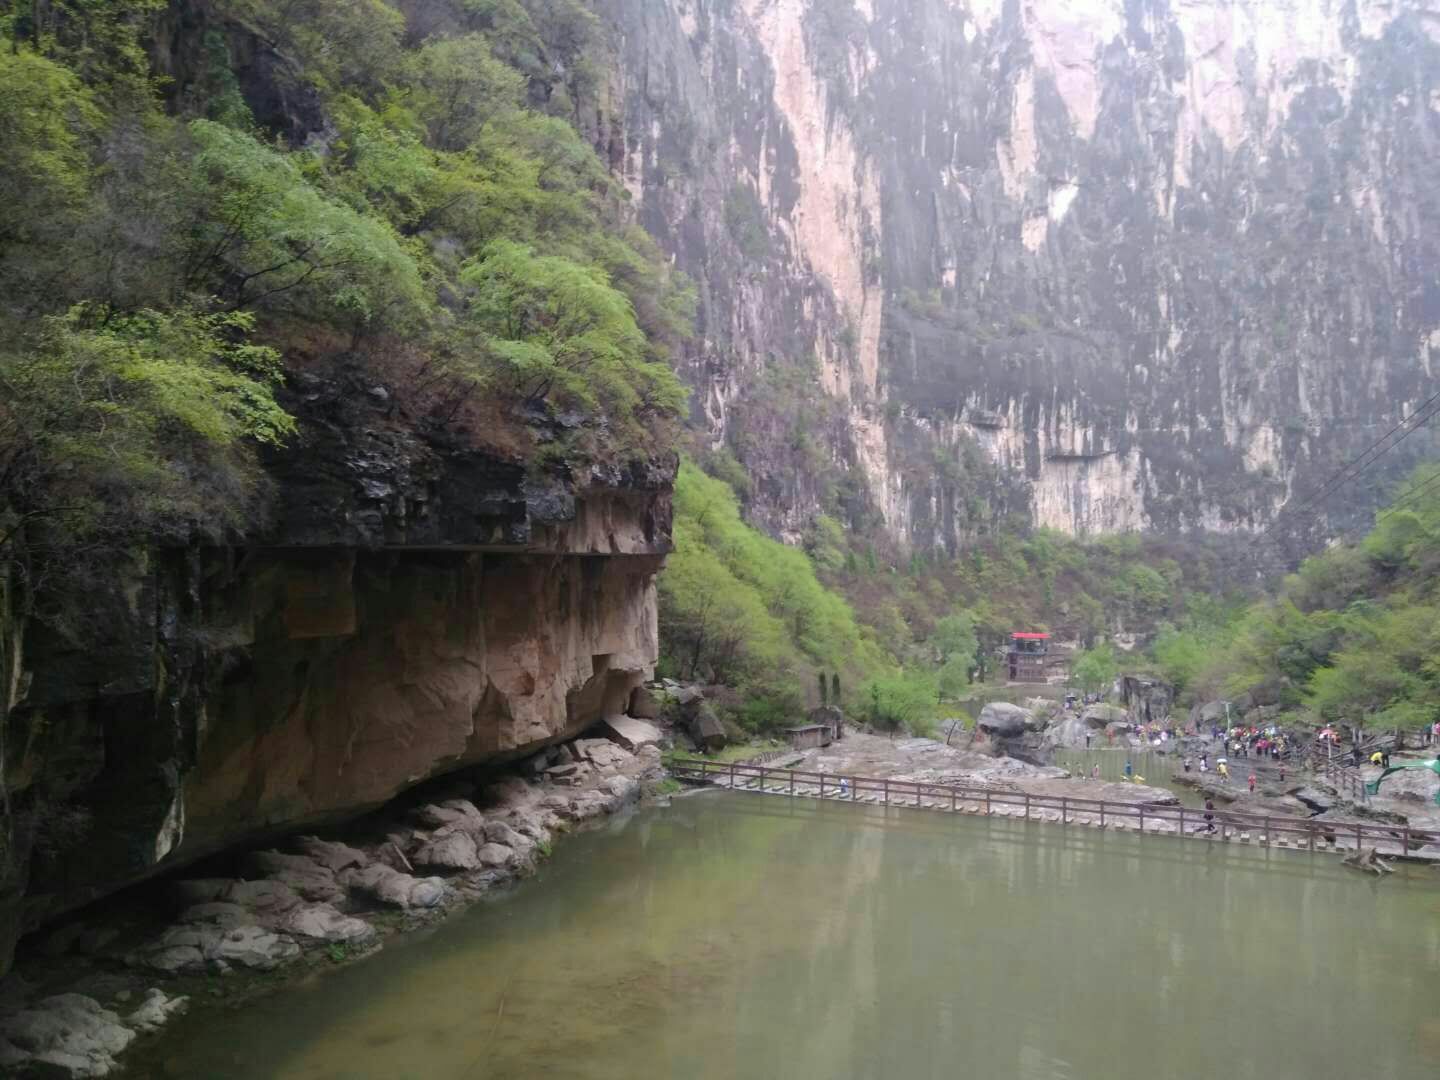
[1370, 751, 1384, 767]
[1217, 761, 1230, 783]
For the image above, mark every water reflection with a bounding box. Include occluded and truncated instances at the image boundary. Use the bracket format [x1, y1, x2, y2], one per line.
[126, 794, 1440, 1080]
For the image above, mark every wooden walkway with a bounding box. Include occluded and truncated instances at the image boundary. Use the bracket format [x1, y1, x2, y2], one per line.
[671, 758, 1440, 862]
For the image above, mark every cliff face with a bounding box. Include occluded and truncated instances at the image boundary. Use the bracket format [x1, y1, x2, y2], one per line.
[602, 0, 1440, 541]
[0, 369, 671, 971]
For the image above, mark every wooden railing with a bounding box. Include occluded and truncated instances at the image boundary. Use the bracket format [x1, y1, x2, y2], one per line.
[670, 758, 1440, 858]
[1306, 743, 1370, 802]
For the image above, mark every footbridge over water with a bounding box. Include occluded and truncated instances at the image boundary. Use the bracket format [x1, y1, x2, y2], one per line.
[672, 759, 1440, 863]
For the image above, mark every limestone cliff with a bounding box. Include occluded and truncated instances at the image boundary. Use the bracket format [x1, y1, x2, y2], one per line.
[601, 0, 1440, 542]
[0, 368, 671, 973]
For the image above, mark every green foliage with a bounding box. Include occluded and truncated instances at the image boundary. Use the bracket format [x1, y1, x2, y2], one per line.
[187, 120, 429, 327]
[461, 239, 686, 435]
[1, 302, 293, 571]
[860, 672, 939, 736]
[1072, 643, 1119, 695]
[0, 0, 698, 648]
[1159, 464, 1440, 730]
[0, 47, 101, 294]
[659, 462, 890, 728]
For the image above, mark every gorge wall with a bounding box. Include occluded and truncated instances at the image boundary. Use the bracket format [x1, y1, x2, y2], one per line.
[0, 368, 671, 973]
[600, 0, 1440, 544]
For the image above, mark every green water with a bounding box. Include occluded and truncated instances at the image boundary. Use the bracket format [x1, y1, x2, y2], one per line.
[1053, 749, 1205, 805]
[128, 794, 1440, 1080]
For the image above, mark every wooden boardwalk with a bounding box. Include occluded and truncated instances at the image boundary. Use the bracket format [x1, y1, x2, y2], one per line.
[671, 758, 1440, 862]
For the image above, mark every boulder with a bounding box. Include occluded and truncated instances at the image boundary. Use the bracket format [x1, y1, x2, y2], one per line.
[1043, 716, 1091, 751]
[177, 902, 252, 930]
[602, 715, 662, 751]
[628, 686, 661, 719]
[475, 843, 514, 868]
[221, 879, 302, 915]
[170, 879, 234, 907]
[1192, 700, 1235, 726]
[340, 865, 445, 910]
[604, 775, 640, 805]
[483, 821, 529, 850]
[688, 702, 727, 752]
[125, 989, 187, 1035]
[0, 994, 134, 1078]
[280, 904, 375, 944]
[132, 923, 300, 974]
[412, 800, 485, 831]
[575, 738, 632, 769]
[243, 852, 343, 903]
[292, 836, 369, 873]
[1023, 698, 1060, 723]
[413, 831, 481, 870]
[1081, 704, 1128, 728]
[977, 702, 1035, 739]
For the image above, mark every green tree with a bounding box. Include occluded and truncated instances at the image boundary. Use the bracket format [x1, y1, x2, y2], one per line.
[186, 120, 429, 328]
[860, 672, 939, 736]
[461, 239, 686, 440]
[1072, 642, 1118, 696]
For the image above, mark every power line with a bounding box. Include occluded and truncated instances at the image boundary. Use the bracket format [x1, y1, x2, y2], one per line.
[1327, 468, 1440, 548]
[1260, 388, 1440, 540]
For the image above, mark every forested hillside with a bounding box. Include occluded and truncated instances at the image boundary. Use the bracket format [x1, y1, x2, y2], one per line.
[662, 455, 1258, 735]
[0, 0, 691, 630]
[1151, 465, 1440, 735]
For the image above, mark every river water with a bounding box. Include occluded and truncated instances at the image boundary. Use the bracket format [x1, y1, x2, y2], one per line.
[127, 793, 1440, 1080]
[1053, 749, 1205, 805]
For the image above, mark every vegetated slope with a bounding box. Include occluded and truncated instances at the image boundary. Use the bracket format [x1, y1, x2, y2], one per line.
[661, 458, 1259, 736]
[0, 0, 692, 629]
[1151, 464, 1440, 734]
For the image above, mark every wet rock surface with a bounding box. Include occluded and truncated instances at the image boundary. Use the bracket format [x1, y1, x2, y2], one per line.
[0, 725, 668, 1077]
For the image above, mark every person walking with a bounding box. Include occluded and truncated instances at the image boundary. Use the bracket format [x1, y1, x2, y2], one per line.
[1217, 760, 1230, 784]
[1247, 772, 1257, 793]
[1204, 797, 1216, 834]
[1124, 759, 1134, 782]
[1085, 730, 1093, 749]
[1091, 763, 1100, 781]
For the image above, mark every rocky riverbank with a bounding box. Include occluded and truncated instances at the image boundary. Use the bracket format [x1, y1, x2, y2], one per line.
[795, 731, 1180, 810]
[0, 720, 667, 1078]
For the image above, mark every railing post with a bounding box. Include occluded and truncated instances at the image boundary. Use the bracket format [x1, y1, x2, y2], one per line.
[819, 771, 825, 799]
[1355, 821, 1362, 851]
[1061, 797, 1067, 825]
[1179, 806, 1185, 835]
[951, 787, 957, 813]
[985, 789, 991, 816]
[1264, 816, 1271, 844]
[1024, 793, 1031, 820]
[729, 761, 736, 788]
[1402, 826, 1411, 855]
[790, 770, 795, 798]
[1138, 805, 1144, 833]
[1308, 824, 1316, 852]
[883, 779, 889, 806]
[1100, 801, 1105, 828]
